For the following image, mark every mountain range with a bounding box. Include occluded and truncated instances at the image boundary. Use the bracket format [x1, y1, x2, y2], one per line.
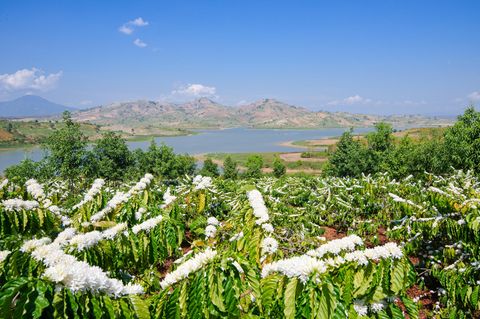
[73, 97, 453, 131]
[0, 95, 76, 118]
[0, 95, 453, 130]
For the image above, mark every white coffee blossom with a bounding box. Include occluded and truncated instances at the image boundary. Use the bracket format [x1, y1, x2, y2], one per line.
[0, 250, 11, 263]
[161, 187, 176, 208]
[247, 189, 270, 225]
[160, 248, 217, 289]
[205, 225, 217, 238]
[131, 215, 163, 234]
[262, 255, 327, 282]
[207, 216, 220, 226]
[193, 175, 212, 190]
[261, 237, 278, 255]
[2, 198, 39, 212]
[262, 223, 274, 233]
[353, 300, 368, 316]
[307, 235, 363, 258]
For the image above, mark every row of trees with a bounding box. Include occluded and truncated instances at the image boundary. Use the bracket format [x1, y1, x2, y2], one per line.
[326, 107, 480, 178]
[199, 155, 286, 179]
[5, 112, 196, 186]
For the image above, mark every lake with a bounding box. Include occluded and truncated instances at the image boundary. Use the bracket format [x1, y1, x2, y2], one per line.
[0, 127, 373, 172]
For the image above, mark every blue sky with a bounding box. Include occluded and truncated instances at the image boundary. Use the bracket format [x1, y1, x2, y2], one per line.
[0, 0, 479, 115]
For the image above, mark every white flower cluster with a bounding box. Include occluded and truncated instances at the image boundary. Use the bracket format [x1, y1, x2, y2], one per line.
[2, 198, 39, 212]
[135, 207, 146, 221]
[205, 216, 219, 238]
[28, 239, 143, 297]
[343, 242, 403, 265]
[193, 175, 212, 190]
[160, 248, 217, 289]
[90, 174, 153, 222]
[26, 179, 46, 201]
[262, 240, 404, 283]
[261, 237, 278, 255]
[132, 215, 163, 234]
[25, 179, 71, 225]
[262, 223, 274, 233]
[0, 178, 9, 189]
[53, 228, 77, 246]
[353, 300, 368, 316]
[229, 231, 244, 242]
[353, 299, 386, 316]
[128, 174, 154, 196]
[72, 179, 105, 210]
[21, 237, 52, 252]
[261, 255, 327, 282]
[227, 257, 245, 274]
[307, 235, 363, 258]
[0, 250, 11, 263]
[90, 191, 129, 222]
[247, 189, 270, 225]
[69, 223, 127, 251]
[161, 187, 176, 208]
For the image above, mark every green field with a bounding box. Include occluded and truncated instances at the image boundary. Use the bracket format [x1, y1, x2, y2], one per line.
[206, 151, 326, 172]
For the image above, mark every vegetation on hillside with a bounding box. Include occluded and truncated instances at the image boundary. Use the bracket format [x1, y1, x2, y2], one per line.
[325, 107, 480, 179]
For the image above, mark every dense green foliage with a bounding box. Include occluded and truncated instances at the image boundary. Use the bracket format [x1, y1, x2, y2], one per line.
[273, 157, 286, 177]
[222, 156, 238, 179]
[245, 155, 264, 178]
[326, 107, 480, 179]
[1, 170, 480, 318]
[199, 158, 220, 177]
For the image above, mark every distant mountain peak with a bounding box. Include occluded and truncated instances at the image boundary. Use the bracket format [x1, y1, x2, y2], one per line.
[0, 95, 75, 118]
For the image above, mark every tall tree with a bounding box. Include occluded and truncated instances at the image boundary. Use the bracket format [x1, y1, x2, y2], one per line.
[245, 155, 263, 178]
[272, 157, 286, 177]
[443, 107, 480, 172]
[92, 131, 132, 181]
[223, 156, 238, 179]
[326, 129, 369, 177]
[200, 158, 220, 177]
[44, 111, 87, 188]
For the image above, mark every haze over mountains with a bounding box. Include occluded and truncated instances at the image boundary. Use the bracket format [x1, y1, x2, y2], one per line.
[0, 95, 453, 130]
[0, 95, 76, 118]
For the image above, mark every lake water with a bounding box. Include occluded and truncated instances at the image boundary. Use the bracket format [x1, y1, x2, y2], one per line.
[0, 127, 373, 172]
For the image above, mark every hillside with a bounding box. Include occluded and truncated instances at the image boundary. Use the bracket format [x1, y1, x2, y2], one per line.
[0, 95, 76, 118]
[73, 98, 453, 131]
[0, 120, 102, 147]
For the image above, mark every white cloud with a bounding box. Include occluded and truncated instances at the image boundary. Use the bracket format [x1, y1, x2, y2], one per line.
[131, 17, 149, 27]
[467, 91, 480, 102]
[0, 68, 62, 92]
[118, 25, 133, 35]
[327, 95, 372, 106]
[133, 38, 147, 48]
[172, 84, 217, 97]
[119, 17, 149, 35]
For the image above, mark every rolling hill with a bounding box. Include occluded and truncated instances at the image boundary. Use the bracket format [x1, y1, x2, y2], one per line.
[0, 95, 76, 118]
[73, 98, 453, 131]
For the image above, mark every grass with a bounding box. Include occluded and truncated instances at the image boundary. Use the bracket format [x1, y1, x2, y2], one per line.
[206, 152, 326, 171]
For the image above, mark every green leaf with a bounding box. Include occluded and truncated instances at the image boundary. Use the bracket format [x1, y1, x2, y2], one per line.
[128, 295, 150, 319]
[32, 281, 50, 318]
[284, 277, 297, 319]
